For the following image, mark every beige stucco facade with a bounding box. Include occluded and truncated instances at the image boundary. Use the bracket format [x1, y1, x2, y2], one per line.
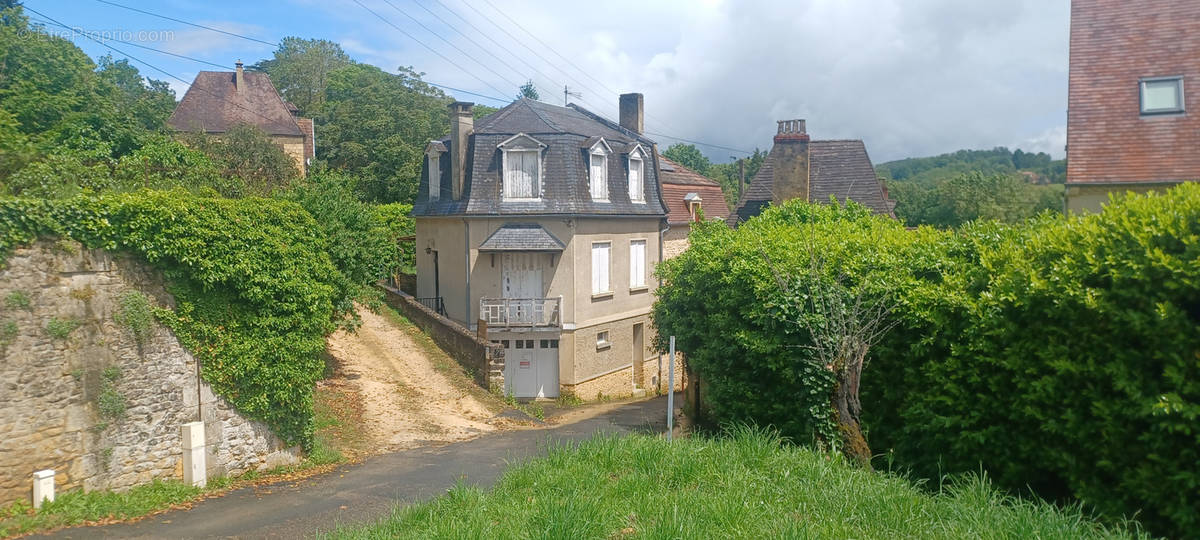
[416, 216, 666, 398]
[1065, 182, 1184, 213]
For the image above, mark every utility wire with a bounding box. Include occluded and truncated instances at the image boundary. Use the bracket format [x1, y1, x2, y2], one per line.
[377, 0, 522, 90]
[93, 0, 278, 47]
[348, 0, 512, 99]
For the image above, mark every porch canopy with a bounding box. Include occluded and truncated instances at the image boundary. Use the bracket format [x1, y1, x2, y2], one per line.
[478, 223, 565, 252]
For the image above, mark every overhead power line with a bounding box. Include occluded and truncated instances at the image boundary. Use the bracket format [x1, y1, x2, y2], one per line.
[377, 0, 521, 90]
[94, 0, 278, 47]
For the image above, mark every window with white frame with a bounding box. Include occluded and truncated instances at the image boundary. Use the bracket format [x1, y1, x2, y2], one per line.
[590, 151, 609, 200]
[596, 330, 611, 349]
[503, 149, 540, 199]
[627, 145, 646, 202]
[630, 239, 646, 288]
[591, 241, 611, 294]
[427, 153, 441, 201]
[1140, 76, 1185, 115]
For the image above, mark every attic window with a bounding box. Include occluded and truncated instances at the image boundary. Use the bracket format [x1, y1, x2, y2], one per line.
[1140, 76, 1184, 115]
[627, 144, 647, 203]
[588, 139, 611, 201]
[427, 152, 441, 201]
[498, 133, 546, 201]
[684, 192, 702, 221]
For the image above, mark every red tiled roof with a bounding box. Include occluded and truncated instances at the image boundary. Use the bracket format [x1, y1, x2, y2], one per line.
[1067, 0, 1200, 185]
[168, 71, 303, 137]
[658, 156, 730, 224]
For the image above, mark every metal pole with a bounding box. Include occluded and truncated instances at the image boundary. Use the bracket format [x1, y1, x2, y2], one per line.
[668, 336, 675, 441]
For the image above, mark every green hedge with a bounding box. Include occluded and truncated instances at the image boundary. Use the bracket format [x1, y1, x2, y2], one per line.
[654, 185, 1200, 537]
[0, 191, 343, 447]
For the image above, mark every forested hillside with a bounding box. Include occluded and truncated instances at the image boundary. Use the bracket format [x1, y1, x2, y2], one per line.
[876, 147, 1066, 227]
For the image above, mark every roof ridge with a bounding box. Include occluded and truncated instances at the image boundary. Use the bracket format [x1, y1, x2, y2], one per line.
[521, 99, 563, 132]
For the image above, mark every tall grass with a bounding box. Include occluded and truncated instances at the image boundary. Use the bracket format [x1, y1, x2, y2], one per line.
[329, 427, 1143, 539]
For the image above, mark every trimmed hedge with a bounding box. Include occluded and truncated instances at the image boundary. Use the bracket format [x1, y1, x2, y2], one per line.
[0, 191, 343, 447]
[654, 185, 1200, 537]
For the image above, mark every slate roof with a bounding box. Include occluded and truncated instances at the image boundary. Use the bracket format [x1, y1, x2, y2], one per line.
[478, 223, 566, 251]
[168, 71, 304, 137]
[659, 156, 731, 224]
[730, 139, 893, 225]
[413, 99, 667, 218]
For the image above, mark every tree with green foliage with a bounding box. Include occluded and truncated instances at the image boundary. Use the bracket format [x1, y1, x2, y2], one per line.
[662, 143, 712, 176]
[252, 37, 352, 116]
[890, 171, 1062, 227]
[179, 124, 299, 196]
[516, 80, 539, 101]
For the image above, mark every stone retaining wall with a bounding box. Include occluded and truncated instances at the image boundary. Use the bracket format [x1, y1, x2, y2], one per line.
[0, 242, 298, 505]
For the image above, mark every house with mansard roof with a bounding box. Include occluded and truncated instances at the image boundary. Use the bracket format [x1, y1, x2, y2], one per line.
[729, 120, 894, 225]
[168, 61, 315, 176]
[413, 94, 677, 400]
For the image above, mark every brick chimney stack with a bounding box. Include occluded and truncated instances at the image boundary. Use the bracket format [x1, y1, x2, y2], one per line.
[619, 93, 644, 134]
[235, 60, 244, 92]
[771, 119, 811, 204]
[448, 101, 474, 200]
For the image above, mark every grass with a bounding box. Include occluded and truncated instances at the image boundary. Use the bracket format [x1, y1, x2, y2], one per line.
[327, 427, 1144, 540]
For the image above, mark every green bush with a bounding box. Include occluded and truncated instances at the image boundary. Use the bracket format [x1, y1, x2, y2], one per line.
[0, 190, 345, 447]
[373, 202, 415, 274]
[654, 185, 1200, 537]
[113, 290, 153, 344]
[45, 316, 81, 340]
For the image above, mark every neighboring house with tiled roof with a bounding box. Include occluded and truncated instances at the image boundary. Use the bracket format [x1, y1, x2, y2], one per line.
[657, 155, 730, 259]
[168, 61, 315, 176]
[729, 120, 894, 226]
[414, 94, 678, 400]
[1065, 0, 1200, 212]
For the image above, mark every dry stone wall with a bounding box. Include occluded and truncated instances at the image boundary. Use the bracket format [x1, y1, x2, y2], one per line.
[0, 241, 299, 505]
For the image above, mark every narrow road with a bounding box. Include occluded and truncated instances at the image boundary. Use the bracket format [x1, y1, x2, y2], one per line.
[43, 395, 676, 539]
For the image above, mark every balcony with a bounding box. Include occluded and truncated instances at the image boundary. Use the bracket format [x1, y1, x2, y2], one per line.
[479, 297, 562, 328]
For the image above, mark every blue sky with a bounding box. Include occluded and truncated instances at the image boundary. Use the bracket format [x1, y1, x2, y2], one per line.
[22, 0, 1071, 164]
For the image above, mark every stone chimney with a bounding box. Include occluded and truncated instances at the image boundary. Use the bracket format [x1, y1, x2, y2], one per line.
[235, 60, 244, 92]
[619, 93, 643, 134]
[771, 119, 810, 203]
[448, 101, 474, 199]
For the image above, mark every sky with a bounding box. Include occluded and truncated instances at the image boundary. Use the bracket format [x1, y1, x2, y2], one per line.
[23, 0, 1071, 164]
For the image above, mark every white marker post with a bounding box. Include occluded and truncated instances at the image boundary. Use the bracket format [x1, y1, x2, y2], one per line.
[181, 421, 207, 488]
[667, 336, 675, 441]
[32, 469, 54, 509]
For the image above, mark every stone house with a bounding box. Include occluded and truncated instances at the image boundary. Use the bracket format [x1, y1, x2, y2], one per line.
[413, 94, 676, 400]
[167, 61, 315, 176]
[658, 156, 730, 259]
[729, 120, 894, 225]
[1065, 0, 1200, 212]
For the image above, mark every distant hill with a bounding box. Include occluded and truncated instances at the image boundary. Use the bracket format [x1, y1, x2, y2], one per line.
[876, 147, 1065, 186]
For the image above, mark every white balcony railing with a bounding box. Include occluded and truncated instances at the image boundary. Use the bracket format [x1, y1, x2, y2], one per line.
[479, 297, 562, 328]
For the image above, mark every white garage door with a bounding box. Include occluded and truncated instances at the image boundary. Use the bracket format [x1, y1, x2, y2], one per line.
[500, 337, 559, 399]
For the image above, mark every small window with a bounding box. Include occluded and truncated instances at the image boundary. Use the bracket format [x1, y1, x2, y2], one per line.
[503, 149, 541, 199]
[630, 240, 646, 288]
[548, 339, 559, 349]
[515, 340, 524, 349]
[596, 331, 611, 350]
[1140, 77, 1185, 115]
[525, 339, 534, 349]
[628, 157, 644, 202]
[428, 154, 441, 201]
[590, 152, 609, 200]
[592, 242, 611, 294]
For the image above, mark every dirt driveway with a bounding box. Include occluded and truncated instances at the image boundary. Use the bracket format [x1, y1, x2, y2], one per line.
[324, 307, 502, 452]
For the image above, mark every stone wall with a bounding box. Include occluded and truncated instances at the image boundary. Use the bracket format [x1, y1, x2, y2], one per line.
[663, 225, 691, 260]
[379, 284, 504, 391]
[0, 242, 298, 506]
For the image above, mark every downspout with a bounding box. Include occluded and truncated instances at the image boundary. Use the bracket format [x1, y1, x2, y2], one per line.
[464, 218, 471, 326]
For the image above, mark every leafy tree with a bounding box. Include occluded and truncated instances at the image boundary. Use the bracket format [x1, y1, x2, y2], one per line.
[252, 37, 352, 116]
[663, 143, 712, 176]
[516, 80, 539, 100]
[891, 171, 1062, 227]
[180, 124, 299, 196]
[707, 148, 766, 206]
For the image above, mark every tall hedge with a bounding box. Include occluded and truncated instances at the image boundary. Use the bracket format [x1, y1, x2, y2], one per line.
[654, 185, 1200, 537]
[0, 191, 344, 447]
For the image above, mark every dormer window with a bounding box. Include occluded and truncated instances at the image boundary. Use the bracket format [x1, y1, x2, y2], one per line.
[425, 140, 446, 201]
[498, 133, 546, 201]
[587, 138, 612, 201]
[684, 192, 702, 221]
[627, 143, 648, 203]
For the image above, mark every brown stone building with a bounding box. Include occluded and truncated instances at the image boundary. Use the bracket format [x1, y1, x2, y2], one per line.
[1066, 0, 1200, 212]
[730, 120, 894, 225]
[168, 61, 315, 176]
[658, 156, 730, 259]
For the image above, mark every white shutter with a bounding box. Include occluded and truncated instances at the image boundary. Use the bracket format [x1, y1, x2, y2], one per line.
[629, 158, 643, 201]
[428, 155, 440, 201]
[630, 240, 646, 287]
[504, 150, 539, 199]
[592, 242, 610, 294]
[521, 151, 538, 197]
[590, 153, 608, 200]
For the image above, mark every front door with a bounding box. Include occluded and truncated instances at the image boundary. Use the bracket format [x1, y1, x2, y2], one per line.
[502, 253, 543, 299]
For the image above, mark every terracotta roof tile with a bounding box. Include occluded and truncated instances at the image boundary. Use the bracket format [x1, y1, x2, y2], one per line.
[168, 71, 303, 137]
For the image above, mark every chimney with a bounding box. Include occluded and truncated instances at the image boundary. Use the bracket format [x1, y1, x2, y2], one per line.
[235, 60, 244, 91]
[619, 93, 643, 134]
[448, 101, 474, 199]
[770, 119, 811, 203]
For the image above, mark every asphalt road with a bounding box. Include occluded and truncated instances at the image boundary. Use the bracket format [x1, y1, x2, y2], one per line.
[42, 394, 674, 539]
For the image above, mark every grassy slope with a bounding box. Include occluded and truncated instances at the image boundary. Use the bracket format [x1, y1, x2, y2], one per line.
[330, 428, 1141, 539]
